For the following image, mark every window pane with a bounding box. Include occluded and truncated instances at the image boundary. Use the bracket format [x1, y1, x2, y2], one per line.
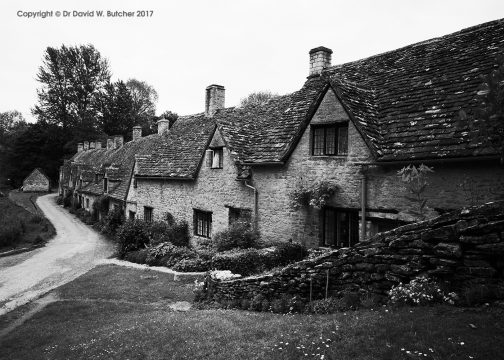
[338, 126, 348, 155]
[325, 127, 336, 155]
[324, 209, 336, 246]
[313, 128, 324, 155]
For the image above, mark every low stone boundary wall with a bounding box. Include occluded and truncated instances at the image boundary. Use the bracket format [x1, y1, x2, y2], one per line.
[204, 201, 504, 301]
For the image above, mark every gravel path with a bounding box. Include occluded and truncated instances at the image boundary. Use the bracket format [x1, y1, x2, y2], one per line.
[0, 194, 115, 316]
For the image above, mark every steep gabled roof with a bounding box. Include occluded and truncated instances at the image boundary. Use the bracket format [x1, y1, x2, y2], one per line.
[23, 168, 50, 184]
[325, 18, 504, 161]
[135, 114, 216, 179]
[215, 76, 327, 164]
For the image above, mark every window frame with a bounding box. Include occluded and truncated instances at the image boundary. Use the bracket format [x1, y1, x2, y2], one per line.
[322, 207, 359, 248]
[143, 206, 153, 223]
[210, 147, 223, 169]
[311, 123, 349, 156]
[194, 209, 212, 238]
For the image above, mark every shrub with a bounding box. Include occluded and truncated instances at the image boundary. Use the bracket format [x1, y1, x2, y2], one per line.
[0, 225, 22, 248]
[124, 248, 149, 264]
[213, 221, 260, 252]
[240, 298, 251, 310]
[172, 257, 211, 272]
[115, 219, 151, 258]
[150, 220, 190, 247]
[211, 248, 261, 276]
[63, 192, 72, 208]
[270, 297, 288, 313]
[461, 284, 503, 306]
[29, 214, 44, 224]
[146, 242, 197, 267]
[388, 276, 458, 306]
[56, 195, 63, 205]
[250, 293, 266, 311]
[101, 208, 124, 236]
[274, 242, 308, 265]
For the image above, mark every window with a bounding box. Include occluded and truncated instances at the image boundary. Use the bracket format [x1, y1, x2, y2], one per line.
[129, 210, 136, 220]
[322, 208, 358, 248]
[86, 198, 89, 209]
[144, 206, 153, 223]
[194, 209, 212, 238]
[207, 148, 223, 169]
[103, 178, 108, 193]
[133, 178, 137, 189]
[229, 207, 252, 225]
[312, 124, 348, 156]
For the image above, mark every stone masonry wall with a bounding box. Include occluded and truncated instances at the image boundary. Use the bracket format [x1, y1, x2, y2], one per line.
[205, 201, 504, 302]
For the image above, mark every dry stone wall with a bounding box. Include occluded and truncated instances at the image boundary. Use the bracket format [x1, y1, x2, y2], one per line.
[205, 201, 504, 301]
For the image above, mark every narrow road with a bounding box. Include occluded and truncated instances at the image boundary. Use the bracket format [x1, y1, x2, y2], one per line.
[0, 194, 114, 316]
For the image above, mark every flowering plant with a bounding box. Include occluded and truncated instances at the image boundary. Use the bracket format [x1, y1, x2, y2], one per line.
[389, 276, 458, 306]
[290, 180, 338, 210]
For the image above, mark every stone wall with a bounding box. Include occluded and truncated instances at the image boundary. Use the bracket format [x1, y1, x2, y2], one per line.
[204, 201, 504, 302]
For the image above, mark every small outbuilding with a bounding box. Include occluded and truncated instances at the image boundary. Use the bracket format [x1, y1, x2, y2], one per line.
[22, 168, 51, 192]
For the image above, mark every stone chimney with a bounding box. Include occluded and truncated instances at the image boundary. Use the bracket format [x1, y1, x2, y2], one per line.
[114, 135, 124, 149]
[77, 143, 84, 153]
[84, 141, 89, 151]
[96, 141, 102, 149]
[309, 47, 332, 76]
[157, 119, 170, 135]
[107, 138, 114, 150]
[205, 84, 225, 117]
[90, 141, 95, 150]
[133, 126, 142, 141]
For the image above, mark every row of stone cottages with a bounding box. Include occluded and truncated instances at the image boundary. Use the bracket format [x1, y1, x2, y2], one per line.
[59, 19, 504, 249]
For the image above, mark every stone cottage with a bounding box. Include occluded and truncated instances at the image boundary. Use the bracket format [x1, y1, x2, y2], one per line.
[61, 19, 504, 249]
[23, 168, 50, 192]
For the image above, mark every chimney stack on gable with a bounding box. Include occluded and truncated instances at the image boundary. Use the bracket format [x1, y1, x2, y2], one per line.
[95, 141, 102, 149]
[84, 141, 89, 151]
[157, 119, 170, 135]
[205, 84, 225, 117]
[114, 135, 124, 149]
[309, 47, 332, 76]
[77, 143, 84, 153]
[107, 138, 114, 150]
[133, 126, 142, 141]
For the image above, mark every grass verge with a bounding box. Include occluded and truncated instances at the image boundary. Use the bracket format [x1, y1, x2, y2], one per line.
[0, 264, 503, 360]
[0, 194, 55, 251]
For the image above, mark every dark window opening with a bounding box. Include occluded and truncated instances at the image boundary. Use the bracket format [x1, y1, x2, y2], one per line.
[129, 210, 136, 220]
[312, 124, 348, 156]
[322, 208, 358, 248]
[229, 207, 252, 225]
[194, 209, 212, 238]
[144, 206, 153, 223]
[103, 178, 108, 193]
[133, 178, 137, 188]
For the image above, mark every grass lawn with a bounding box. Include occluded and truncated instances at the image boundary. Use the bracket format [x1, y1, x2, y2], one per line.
[0, 265, 503, 360]
[7, 190, 48, 215]
[0, 195, 55, 251]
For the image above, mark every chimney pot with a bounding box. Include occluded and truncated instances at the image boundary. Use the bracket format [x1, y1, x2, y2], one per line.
[205, 84, 225, 117]
[114, 135, 124, 149]
[133, 126, 142, 141]
[90, 141, 95, 149]
[95, 141, 102, 149]
[157, 119, 170, 135]
[84, 141, 89, 151]
[309, 46, 332, 76]
[107, 138, 114, 150]
[77, 143, 84, 153]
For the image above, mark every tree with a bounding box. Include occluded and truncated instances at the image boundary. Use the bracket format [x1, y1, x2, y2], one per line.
[239, 91, 278, 108]
[0, 111, 28, 186]
[158, 110, 178, 129]
[32, 44, 111, 134]
[126, 79, 158, 128]
[99, 80, 136, 141]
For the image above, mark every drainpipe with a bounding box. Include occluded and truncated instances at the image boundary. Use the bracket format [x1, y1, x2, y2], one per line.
[244, 181, 258, 230]
[360, 166, 368, 242]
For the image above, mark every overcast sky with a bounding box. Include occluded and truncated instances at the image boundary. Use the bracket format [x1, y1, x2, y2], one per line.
[1, 0, 503, 122]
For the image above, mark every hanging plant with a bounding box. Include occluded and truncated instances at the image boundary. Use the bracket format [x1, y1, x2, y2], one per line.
[290, 180, 338, 210]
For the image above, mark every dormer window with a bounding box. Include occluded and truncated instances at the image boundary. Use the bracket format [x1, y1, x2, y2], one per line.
[206, 148, 223, 169]
[103, 178, 108, 193]
[312, 123, 348, 156]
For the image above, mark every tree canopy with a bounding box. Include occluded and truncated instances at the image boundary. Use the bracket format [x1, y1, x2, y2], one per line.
[239, 91, 278, 108]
